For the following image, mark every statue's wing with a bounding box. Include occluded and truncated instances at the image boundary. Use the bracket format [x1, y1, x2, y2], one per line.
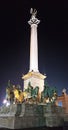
[30, 8, 33, 14]
[34, 9, 37, 15]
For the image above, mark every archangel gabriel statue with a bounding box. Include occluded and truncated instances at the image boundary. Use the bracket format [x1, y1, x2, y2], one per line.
[30, 8, 37, 19]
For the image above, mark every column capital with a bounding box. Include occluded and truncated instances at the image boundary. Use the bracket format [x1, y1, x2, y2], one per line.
[28, 17, 40, 26]
[28, 8, 40, 26]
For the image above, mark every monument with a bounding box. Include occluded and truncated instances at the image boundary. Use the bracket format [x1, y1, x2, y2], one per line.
[0, 8, 65, 129]
[22, 8, 46, 96]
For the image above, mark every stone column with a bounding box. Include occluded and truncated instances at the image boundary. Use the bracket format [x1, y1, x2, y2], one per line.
[28, 12, 40, 72]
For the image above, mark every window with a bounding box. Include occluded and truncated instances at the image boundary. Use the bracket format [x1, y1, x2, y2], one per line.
[58, 101, 62, 106]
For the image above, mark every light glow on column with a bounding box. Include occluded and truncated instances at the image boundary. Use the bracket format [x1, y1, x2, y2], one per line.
[30, 24, 38, 72]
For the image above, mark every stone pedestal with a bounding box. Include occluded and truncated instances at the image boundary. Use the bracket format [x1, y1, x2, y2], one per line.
[0, 103, 64, 129]
[22, 71, 46, 93]
[44, 104, 64, 127]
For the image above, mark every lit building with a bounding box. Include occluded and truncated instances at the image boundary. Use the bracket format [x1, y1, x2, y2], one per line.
[56, 88, 68, 114]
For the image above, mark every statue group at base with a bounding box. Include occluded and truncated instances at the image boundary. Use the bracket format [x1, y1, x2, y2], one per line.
[5, 80, 57, 105]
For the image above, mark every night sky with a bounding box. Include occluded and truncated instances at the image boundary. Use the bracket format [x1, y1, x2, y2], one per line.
[0, 0, 68, 105]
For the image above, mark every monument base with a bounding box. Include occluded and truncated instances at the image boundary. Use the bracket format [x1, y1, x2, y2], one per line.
[22, 71, 46, 93]
[0, 103, 64, 129]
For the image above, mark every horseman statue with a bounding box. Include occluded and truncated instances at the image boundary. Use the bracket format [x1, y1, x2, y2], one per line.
[41, 82, 58, 103]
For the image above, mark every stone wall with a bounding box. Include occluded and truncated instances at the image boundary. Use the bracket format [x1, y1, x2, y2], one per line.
[0, 103, 64, 129]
